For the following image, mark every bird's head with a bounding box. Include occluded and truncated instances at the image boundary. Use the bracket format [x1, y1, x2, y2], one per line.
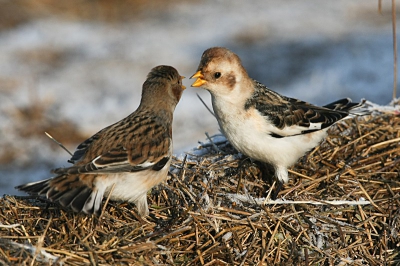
[141, 65, 185, 112]
[190, 47, 249, 99]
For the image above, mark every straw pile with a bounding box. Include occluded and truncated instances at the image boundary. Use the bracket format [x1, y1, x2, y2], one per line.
[0, 104, 399, 265]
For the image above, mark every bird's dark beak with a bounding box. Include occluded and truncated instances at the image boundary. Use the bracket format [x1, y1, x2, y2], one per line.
[180, 76, 186, 90]
[190, 71, 206, 87]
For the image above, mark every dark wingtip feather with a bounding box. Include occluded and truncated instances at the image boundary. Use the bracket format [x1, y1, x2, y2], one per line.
[16, 177, 100, 216]
[52, 167, 68, 175]
[152, 156, 170, 171]
[47, 186, 99, 215]
[323, 98, 366, 111]
[68, 187, 93, 213]
[15, 179, 52, 195]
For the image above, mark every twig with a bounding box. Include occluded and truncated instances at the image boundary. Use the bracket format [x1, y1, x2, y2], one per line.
[264, 181, 276, 203]
[362, 137, 400, 155]
[153, 226, 192, 244]
[239, 229, 258, 266]
[196, 93, 215, 118]
[197, 136, 228, 149]
[205, 132, 226, 154]
[392, 0, 398, 99]
[99, 183, 115, 220]
[6, 240, 59, 263]
[32, 216, 53, 266]
[357, 181, 385, 213]
[314, 215, 363, 231]
[179, 154, 188, 181]
[45, 132, 73, 156]
[224, 193, 371, 206]
[0, 223, 21, 229]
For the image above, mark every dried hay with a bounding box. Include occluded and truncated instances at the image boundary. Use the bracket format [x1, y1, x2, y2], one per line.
[0, 107, 399, 265]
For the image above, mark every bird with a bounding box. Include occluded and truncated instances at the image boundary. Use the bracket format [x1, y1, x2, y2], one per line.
[16, 65, 185, 216]
[190, 47, 365, 197]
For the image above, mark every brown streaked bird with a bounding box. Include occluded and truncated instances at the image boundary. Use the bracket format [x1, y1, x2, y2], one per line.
[191, 47, 365, 196]
[16, 65, 185, 216]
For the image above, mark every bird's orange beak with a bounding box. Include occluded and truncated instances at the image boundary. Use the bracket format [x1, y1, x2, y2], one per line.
[190, 71, 206, 87]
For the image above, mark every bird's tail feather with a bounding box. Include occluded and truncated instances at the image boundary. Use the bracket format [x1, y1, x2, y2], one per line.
[15, 179, 52, 195]
[324, 98, 369, 116]
[15, 175, 103, 216]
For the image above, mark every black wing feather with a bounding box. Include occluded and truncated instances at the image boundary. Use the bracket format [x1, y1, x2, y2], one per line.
[247, 80, 359, 134]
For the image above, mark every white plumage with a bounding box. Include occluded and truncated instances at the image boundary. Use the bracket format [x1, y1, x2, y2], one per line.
[191, 47, 365, 193]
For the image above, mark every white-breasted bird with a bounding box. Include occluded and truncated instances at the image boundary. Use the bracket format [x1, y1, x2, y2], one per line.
[191, 47, 365, 196]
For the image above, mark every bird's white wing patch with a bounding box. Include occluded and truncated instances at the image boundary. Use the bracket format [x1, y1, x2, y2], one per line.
[92, 155, 131, 170]
[308, 122, 322, 130]
[267, 123, 308, 137]
[136, 161, 155, 169]
[92, 155, 105, 168]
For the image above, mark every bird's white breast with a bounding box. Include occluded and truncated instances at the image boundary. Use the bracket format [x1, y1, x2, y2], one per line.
[95, 159, 171, 202]
[212, 97, 328, 168]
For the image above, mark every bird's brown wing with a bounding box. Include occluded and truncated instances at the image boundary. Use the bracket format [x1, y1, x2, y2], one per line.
[55, 113, 171, 175]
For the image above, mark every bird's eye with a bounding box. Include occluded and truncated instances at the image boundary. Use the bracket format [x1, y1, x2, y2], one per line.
[214, 72, 221, 79]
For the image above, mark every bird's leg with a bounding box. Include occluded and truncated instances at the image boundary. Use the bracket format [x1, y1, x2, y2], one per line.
[255, 161, 275, 184]
[236, 159, 281, 198]
[271, 181, 283, 200]
[253, 161, 279, 198]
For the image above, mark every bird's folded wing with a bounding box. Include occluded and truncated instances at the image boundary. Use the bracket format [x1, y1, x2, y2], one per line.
[250, 81, 350, 137]
[67, 129, 106, 164]
[54, 137, 171, 175]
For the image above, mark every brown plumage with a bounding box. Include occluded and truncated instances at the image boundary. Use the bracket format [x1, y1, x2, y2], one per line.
[16, 65, 185, 216]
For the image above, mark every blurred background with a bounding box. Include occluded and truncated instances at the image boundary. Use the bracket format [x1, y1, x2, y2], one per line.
[0, 0, 398, 195]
